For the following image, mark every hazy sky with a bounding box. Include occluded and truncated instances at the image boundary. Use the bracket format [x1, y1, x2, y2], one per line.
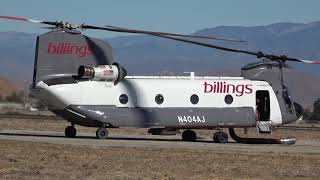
[1, 0, 319, 38]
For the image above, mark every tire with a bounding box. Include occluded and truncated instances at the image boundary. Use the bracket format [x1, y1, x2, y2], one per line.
[96, 127, 108, 139]
[216, 132, 228, 144]
[182, 130, 197, 142]
[65, 126, 77, 138]
[213, 132, 218, 143]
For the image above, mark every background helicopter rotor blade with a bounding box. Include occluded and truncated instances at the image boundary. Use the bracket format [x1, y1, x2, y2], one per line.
[104, 25, 245, 42]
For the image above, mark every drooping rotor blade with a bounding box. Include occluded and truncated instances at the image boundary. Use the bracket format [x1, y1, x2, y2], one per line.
[1, 15, 244, 42]
[83, 25, 243, 42]
[84, 25, 318, 64]
[0, 15, 59, 26]
[83, 24, 319, 64]
[104, 25, 244, 42]
[144, 34, 320, 64]
[0, 15, 84, 30]
[41, 26, 58, 30]
[286, 58, 320, 64]
[2, 15, 319, 64]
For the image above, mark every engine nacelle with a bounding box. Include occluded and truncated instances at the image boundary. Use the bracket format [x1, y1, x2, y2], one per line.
[78, 63, 127, 85]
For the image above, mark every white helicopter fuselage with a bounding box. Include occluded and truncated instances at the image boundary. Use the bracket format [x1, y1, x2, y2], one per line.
[34, 75, 283, 128]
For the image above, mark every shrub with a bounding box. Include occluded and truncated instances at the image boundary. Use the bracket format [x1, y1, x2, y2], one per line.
[5, 91, 24, 103]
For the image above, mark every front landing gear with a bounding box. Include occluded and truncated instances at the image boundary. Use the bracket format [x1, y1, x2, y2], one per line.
[213, 131, 228, 143]
[65, 126, 77, 138]
[182, 130, 197, 142]
[96, 127, 108, 139]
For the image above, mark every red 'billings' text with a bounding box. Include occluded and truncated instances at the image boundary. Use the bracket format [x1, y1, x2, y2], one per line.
[47, 42, 93, 57]
[204, 81, 253, 97]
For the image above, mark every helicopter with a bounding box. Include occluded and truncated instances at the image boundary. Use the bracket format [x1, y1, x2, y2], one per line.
[1, 16, 319, 145]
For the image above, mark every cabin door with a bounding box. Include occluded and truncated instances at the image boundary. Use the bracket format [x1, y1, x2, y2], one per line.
[256, 90, 270, 121]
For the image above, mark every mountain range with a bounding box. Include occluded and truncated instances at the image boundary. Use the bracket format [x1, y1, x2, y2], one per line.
[0, 21, 319, 108]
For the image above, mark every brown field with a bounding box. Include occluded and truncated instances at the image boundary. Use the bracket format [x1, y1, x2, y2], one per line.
[0, 140, 319, 179]
[0, 117, 320, 179]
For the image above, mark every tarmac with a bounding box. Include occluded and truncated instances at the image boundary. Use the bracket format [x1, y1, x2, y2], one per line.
[0, 129, 319, 154]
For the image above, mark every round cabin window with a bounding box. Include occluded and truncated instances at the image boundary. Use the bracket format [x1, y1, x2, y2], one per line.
[190, 94, 199, 105]
[224, 94, 233, 105]
[155, 94, 164, 105]
[119, 94, 128, 104]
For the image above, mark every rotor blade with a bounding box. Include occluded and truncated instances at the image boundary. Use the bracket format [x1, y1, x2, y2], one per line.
[81, 25, 254, 54]
[2, 15, 319, 64]
[104, 25, 245, 42]
[85, 24, 319, 64]
[147, 33, 258, 56]
[0, 15, 58, 26]
[1, 15, 244, 42]
[0, 16, 42, 23]
[287, 58, 320, 64]
[96, 25, 319, 64]
[140, 33, 320, 64]
[41, 26, 57, 30]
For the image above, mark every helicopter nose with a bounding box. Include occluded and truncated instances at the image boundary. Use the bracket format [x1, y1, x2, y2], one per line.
[282, 101, 304, 124]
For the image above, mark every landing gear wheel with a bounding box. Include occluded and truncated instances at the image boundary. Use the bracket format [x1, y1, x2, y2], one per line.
[96, 127, 108, 139]
[213, 132, 228, 143]
[182, 130, 197, 142]
[65, 126, 77, 138]
[213, 132, 218, 142]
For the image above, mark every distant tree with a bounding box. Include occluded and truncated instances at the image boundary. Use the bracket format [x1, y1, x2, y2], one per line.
[303, 108, 312, 120]
[310, 98, 320, 121]
[5, 91, 24, 103]
[313, 98, 320, 113]
[0, 94, 3, 102]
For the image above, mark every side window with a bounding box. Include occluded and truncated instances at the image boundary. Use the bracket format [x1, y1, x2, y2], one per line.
[119, 94, 128, 104]
[155, 94, 164, 105]
[224, 94, 233, 105]
[190, 94, 199, 105]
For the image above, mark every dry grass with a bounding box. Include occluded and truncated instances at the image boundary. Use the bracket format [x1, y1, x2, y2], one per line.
[0, 117, 320, 179]
[0, 140, 319, 180]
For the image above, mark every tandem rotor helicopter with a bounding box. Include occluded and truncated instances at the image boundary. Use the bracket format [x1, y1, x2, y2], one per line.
[1, 16, 319, 145]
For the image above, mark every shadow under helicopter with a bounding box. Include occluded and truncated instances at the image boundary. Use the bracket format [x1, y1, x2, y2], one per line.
[0, 131, 215, 143]
[1, 131, 318, 148]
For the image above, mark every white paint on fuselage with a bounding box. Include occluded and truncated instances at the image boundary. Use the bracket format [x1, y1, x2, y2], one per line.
[34, 76, 283, 125]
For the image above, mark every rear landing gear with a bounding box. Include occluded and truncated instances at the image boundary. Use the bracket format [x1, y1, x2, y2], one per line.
[65, 126, 77, 138]
[182, 130, 197, 142]
[213, 131, 228, 143]
[96, 127, 108, 139]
